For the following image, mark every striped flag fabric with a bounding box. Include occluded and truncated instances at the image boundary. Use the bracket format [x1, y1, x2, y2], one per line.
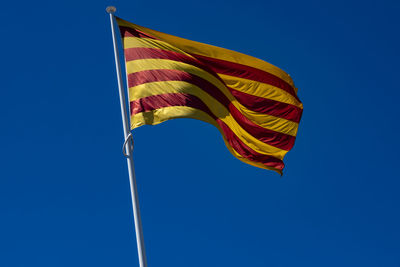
[116, 17, 303, 174]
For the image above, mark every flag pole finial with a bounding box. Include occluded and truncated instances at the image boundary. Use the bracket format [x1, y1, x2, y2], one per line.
[106, 6, 116, 14]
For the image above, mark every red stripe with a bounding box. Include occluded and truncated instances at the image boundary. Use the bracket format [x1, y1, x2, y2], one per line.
[128, 69, 296, 150]
[131, 93, 284, 170]
[190, 54, 301, 102]
[124, 47, 222, 81]
[229, 88, 303, 123]
[119, 26, 157, 39]
[131, 92, 215, 118]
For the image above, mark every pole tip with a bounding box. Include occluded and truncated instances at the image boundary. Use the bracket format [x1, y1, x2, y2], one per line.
[106, 6, 116, 14]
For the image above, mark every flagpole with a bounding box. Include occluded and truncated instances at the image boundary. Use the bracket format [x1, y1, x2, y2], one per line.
[106, 6, 148, 267]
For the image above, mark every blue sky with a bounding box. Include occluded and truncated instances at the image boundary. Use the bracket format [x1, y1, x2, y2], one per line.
[1, 0, 399, 266]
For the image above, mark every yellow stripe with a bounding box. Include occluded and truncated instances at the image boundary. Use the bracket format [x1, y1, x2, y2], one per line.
[130, 80, 288, 159]
[117, 18, 295, 89]
[132, 106, 282, 174]
[126, 59, 298, 136]
[123, 36, 195, 59]
[219, 74, 303, 109]
[123, 36, 302, 109]
[131, 105, 218, 128]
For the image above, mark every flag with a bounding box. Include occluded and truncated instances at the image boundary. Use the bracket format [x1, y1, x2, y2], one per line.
[116, 17, 303, 174]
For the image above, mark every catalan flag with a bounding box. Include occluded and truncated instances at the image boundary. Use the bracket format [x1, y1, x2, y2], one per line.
[116, 17, 303, 174]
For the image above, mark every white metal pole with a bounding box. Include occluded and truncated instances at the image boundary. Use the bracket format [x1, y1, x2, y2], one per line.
[106, 6, 148, 267]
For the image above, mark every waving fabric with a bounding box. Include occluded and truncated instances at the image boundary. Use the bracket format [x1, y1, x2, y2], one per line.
[116, 17, 303, 174]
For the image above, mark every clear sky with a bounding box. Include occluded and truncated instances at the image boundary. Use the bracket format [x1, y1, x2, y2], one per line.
[1, 0, 399, 266]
